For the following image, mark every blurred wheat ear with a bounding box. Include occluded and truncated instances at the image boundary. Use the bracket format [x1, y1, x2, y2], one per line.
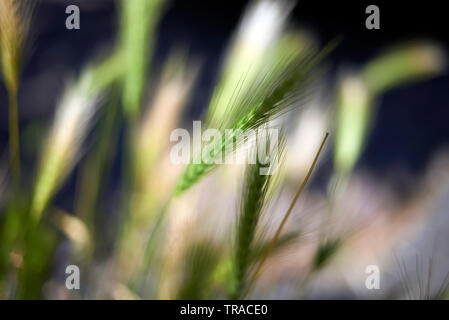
[312, 238, 341, 271]
[31, 53, 124, 222]
[0, 0, 35, 188]
[362, 42, 446, 95]
[176, 241, 221, 300]
[231, 133, 286, 299]
[204, 0, 296, 128]
[117, 51, 199, 284]
[120, 0, 165, 119]
[334, 42, 446, 186]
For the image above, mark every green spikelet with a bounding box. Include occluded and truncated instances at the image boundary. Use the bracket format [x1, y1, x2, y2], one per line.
[230, 133, 285, 299]
[174, 41, 337, 195]
[232, 159, 271, 299]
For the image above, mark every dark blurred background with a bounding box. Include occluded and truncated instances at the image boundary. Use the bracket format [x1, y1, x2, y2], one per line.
[0, 0, 448, 187]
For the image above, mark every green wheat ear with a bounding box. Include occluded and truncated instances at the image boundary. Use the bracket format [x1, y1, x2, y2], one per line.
[174, 40, 338, 196]
[231, 134, 286, 299]
[242, 132, 329, 299]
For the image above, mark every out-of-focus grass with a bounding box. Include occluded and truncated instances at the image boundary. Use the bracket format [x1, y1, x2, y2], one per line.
[334, 42, 446, 179]
[176, 241, 221, 299]
[31, 52, 124, 222]
[0, 0, 35, 188]
[205, 0, 298, 128]
[0, 0, 447, 300]
[120, 0, 165, 119]
[118, 51, 199, 285]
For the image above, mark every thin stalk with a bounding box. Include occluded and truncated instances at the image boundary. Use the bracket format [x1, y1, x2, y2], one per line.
[8, 89, 20, 188]
[242, 132, 329, 299]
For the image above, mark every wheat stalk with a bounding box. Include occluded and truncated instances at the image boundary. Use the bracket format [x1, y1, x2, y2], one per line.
[0, 0, 35, 188]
